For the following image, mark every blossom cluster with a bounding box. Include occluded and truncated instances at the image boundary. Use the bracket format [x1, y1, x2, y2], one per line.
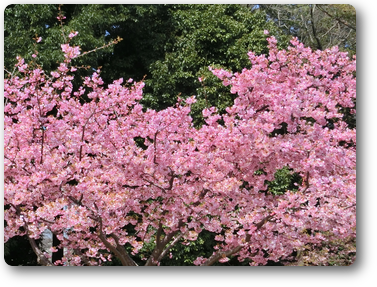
[4, 34, 356, 266]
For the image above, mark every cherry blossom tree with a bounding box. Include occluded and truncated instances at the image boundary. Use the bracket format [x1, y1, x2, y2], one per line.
[4, 31, 356, 266]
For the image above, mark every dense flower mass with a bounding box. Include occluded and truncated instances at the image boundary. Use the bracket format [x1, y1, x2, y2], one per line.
[4, 34, 356, 266]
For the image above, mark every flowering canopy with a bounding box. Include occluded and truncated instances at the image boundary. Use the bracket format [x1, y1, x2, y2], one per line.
[4, 33, 356, 266]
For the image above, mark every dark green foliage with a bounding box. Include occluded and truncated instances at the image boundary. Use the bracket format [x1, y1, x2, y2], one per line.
[160, 230, 217, 266]
[265, 166, 302, 196]
[133, 136, 149, 150]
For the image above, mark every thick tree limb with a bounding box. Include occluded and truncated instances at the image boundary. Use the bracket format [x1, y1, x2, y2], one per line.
[145, 220, 184, 266]
[97, 217, 137, 266]
[28, 235, 53, 266]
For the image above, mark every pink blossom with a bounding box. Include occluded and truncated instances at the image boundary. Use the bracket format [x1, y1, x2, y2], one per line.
[218, 256, 230, 263]
[50, 247, 58, 252]
[68, 31, 79, 39]
[193, 257, 207, 266]
[58, 63, 69, 73]
[61, 44, 80, 59]
[185, 96, 197, 105]
[50, 71, 60, 78]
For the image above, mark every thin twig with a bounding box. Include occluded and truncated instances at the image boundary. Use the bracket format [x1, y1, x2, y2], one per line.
[317, 4, 356, 31]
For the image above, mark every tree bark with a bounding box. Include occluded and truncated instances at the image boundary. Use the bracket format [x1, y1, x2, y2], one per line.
[310, 5, 323, 50]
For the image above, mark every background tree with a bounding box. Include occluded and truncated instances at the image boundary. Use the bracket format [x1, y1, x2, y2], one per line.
[256, 4, 356, 56]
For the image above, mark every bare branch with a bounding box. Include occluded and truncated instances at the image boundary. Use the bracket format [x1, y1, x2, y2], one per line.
[310, 5, 323, 50]
[317, 4, 356, 31]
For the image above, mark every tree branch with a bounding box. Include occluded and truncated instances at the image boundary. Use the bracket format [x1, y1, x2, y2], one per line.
[153, 131, 159, 164]
[40, 126, 45, 164]
[302, 171, 310, 193]
[110, 233, 138, 266]
[97, 217, 137, 266]
[317, 4, 356, 31]
[166, 167, 176, 191]
[201, 245, 244, 266]
[73, 248, 92, 266]
[141, 168, 177, 193]
[28, 235, 53, 266]
[141, 174, 166, 193]
[157, 232, 185, 262]
[68, 194, 83, 206]
[310, 5, 323, 50]
[79, 124, 86, 161]
[145, 219, 184, 266]
[192, 189, 210, 207]
[201, 213, 275, 266]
